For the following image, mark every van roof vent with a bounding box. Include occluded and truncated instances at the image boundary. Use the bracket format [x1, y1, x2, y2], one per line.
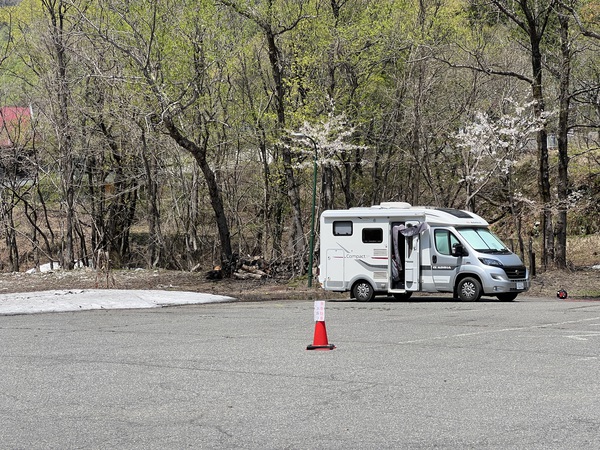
[378, 202, 412, 209]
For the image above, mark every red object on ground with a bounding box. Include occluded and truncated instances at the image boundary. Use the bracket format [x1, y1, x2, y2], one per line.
[307, 321, 335, 350]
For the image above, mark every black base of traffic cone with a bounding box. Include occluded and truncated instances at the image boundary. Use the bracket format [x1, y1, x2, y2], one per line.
[307, 344, 336, 350]
[307, 321, 335, 350]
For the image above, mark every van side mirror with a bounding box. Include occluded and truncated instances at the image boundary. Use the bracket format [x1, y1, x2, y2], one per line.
[451, 243, 467, 257]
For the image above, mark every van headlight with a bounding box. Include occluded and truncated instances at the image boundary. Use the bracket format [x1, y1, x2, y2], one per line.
[479, 257, 503, 267]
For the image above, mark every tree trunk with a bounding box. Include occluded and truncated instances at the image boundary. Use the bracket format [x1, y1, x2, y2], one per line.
[141, 128, 163, 268]
[554, 10, 572, 269]
[265, 30, 305, 265]
[322, 164, 334, 211]
[528, 20, 553, 271]
[163, 117, 233, 266]
[43, 0, 76, 269]
[1, 192, 19, 272]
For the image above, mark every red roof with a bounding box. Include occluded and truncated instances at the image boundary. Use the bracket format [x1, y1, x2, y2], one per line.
[0, 106, 33, 148]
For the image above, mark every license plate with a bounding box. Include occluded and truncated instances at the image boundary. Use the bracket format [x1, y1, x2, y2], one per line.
[516, 282, 524, 290]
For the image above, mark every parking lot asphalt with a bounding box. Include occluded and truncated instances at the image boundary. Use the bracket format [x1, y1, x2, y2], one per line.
[1, 294, 599, 449]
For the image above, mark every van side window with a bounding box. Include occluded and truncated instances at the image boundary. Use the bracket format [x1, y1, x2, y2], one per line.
[362, 228, 383, 243]
[333, 221, 353, 236]
[435, 229, 460, 255]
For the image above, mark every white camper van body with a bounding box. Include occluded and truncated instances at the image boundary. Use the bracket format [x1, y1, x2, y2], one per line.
[318, 202, 530, 301]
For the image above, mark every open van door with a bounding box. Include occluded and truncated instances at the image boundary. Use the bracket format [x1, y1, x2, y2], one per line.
[404, 220, 421, 291]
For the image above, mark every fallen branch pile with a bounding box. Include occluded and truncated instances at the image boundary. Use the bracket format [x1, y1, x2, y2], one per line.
[233, 264, 268, 280]
[233, 257, 269, 280]
[204, 255, 306, 280]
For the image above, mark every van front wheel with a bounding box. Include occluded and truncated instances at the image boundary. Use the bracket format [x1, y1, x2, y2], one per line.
[457, 277, 482, 302]
[352, 281, 375, 302]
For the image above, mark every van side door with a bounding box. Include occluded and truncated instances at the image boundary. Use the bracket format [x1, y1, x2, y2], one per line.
[431, 228, 462, 292]
[404, 220, 421, 291]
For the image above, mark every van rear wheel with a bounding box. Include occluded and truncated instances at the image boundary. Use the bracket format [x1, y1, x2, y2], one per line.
[352, 281, 375, 302]
[457, 277, 482, 302]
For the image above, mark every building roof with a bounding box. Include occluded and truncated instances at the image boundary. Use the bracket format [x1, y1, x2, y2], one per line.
[0, 106, 33, 148]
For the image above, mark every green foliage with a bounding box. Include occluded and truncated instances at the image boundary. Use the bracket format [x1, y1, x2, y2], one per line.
[0, 0, 598, 272]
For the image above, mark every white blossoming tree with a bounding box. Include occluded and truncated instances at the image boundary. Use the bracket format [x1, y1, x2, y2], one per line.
[292, 113, 367, 211]
[454, 100, 543, 257]
[455, 100, 541, 211]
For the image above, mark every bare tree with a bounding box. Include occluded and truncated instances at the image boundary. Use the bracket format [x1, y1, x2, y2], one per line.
[41, 0, 78, 269]
[78, 0, 234, 268]
[219, 0, 309, 271]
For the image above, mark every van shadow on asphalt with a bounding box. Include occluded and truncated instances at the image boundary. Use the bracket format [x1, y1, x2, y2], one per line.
[329, 295, 521, 303]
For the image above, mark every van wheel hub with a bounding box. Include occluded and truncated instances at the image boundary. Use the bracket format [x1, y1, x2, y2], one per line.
[457, 277, 482, 302]
[461, 283, 476, 298]
[353, 281, 374, 302]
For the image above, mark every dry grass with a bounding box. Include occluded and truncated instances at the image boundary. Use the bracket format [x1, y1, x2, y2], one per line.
[526, 234, 600, 299]
[530, 269, 600, 299]
[567, 235, 600, 267]
[0, 235, 598, 300]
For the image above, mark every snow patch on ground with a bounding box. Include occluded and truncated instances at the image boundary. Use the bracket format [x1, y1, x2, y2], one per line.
[0, 289, 236, 315]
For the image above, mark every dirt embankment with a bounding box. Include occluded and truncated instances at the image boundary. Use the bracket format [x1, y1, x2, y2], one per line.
[0, 267, 599, 301]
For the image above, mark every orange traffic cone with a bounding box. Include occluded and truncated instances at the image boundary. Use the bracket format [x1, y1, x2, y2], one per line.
[307, 320, 335, 350]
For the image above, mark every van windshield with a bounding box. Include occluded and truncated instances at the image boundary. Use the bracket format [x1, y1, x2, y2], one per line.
[456, 227, 511, 254]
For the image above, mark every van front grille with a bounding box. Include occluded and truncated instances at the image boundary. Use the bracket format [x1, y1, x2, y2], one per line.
[503, 265, 527, 280]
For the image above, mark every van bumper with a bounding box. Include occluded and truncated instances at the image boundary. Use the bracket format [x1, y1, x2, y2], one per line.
[483, 277, 530, 294]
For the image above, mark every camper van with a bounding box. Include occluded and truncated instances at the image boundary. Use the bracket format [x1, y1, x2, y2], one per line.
[318, 202, 529, 302]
